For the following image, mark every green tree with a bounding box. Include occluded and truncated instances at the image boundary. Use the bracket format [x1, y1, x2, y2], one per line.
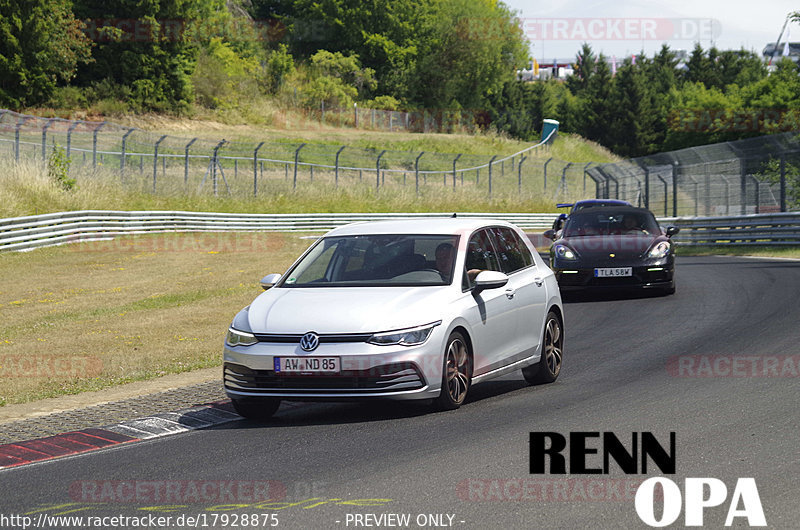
[72, 0, 224, 111]
[0, 0, 92, 107]
[412, 0, 529, 109]
[605, 60, 657, 157]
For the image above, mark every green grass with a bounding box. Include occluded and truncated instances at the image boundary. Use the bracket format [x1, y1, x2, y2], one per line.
[677, 245, 800, 258]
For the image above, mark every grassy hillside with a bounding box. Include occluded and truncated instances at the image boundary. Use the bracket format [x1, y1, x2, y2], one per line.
[1, 117, 620, 218]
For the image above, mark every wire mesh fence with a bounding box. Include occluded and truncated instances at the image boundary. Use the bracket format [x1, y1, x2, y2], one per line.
[0, 109, 596, 204]
[589, 132, 800, 216]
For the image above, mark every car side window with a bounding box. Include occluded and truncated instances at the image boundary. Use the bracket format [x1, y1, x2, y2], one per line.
[489, 227, 533, 274]
[463, 229, 501, 290]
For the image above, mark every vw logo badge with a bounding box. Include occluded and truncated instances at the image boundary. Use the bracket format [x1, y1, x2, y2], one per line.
[300, 332, 320, 352]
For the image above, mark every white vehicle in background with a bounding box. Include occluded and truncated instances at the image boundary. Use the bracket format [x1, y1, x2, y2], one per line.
[223, 218, 564, 419]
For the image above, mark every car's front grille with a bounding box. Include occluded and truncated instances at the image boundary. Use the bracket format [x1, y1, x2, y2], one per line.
[253, 333, 372, 343]
[224, 362, 426, 394]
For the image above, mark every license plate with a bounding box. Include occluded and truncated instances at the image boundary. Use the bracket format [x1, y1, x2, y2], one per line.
[594, 267, 633, 277]
[274, 357, 340, 373]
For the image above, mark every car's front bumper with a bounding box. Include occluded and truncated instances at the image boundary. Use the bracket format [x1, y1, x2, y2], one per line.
[223, 338, 443, 401]
[553, 264, 674, 290]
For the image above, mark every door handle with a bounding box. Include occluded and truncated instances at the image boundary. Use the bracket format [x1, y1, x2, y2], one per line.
[534, 277, 544, 287]
[505, 288, 516, 299]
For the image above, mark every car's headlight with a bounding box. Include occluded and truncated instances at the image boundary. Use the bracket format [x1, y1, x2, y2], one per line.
[647, 241, 671, 259]
[368, 321, 441, 346]
[226, 327, 258, 347]
[554, 244, 577, 260]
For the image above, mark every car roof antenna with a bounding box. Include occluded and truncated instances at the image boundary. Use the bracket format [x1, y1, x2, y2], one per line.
[451, 213, 457, 218]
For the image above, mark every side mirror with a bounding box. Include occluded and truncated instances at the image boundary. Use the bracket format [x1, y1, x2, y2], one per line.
[665, 226, 680, 237]
[473, 270, 509, 293]
[551, 213, 567, 231]
[260, 273, 282, 290]
[543, 229, 557, 240]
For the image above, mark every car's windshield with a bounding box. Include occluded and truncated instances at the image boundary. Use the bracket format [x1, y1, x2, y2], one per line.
[563, 210, 660, 237]
[281, 234, 460, 287]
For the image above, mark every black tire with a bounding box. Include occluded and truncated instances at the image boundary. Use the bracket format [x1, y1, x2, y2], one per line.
[231, 397, 281, 420]
[434, 331, 472, 411]
[522, 311, 563, 385]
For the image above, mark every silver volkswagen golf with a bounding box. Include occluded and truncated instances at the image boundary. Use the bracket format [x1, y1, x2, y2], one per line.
[223, 218, 564, 419]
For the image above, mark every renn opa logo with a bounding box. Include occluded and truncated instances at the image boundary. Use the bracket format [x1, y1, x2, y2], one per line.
[529, 432, 766, 527]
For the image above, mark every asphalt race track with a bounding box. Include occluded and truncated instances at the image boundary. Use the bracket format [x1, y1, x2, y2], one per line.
[1, 256, 799, 529]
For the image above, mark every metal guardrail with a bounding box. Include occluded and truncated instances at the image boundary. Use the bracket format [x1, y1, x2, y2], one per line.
[3, 211, 798, 252]
[0, 211, 560, 252]
[664, 212, 800, 246]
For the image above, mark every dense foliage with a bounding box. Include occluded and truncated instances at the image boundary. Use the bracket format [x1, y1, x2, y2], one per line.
[489, 44, 800, 156]
[3, 0, 800, 159]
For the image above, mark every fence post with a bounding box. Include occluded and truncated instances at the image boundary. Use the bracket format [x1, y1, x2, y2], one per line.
[740, 159, 747, 215]
[66, 121, 78, 162]
[376, 150, 387, 191]
[560, 162, 573, 198]
[41, 118, 55, 164]
[780, 154, 786, 212]
[518, 155, 527, 194]
[543, 157, 553, 191]
[335, 145, 345, 188]
[704, 162, 711, 216]
[211, 139, 226, 196]
[488, 155, 498, 199]
[14, 118, 25, 162]
[415, 152, 424, 195]
[452, 153, 462, 190]
[672, 162, 679, 217]
[657, 175, 668, 216]
[354, 103, 358, 128]
[321, 100, 325, 123]
[686, 175, 699, 216]
[184, 138, 197, 187]
[153, 135, 167, 193]
[253, 141, 264, 196]
[93, 122, 107, 168]
[748, 175, 761, 214]
[292, 143, 306, 191]
[120, 128, 135, 180]
[643, 166, 650, 209]
[720, 176, 731, 215]
[583, 162, 593, 194]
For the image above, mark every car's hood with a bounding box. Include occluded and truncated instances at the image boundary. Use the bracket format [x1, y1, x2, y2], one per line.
[247, 286, 453, 334]
[559, 234, 661, 259]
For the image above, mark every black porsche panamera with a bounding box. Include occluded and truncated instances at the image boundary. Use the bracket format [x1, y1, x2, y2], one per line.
[544, 206, 680, 295]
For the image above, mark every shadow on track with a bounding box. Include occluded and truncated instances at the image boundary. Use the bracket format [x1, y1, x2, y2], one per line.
[209, 379, 534, 430]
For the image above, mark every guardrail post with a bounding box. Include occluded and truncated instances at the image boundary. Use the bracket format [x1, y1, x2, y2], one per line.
[543, 157, 553, 191]
[41, 118, 55, 165]
[518, 155, 527, 194]
[253, 141, 264, 196]
[672, 162, 679, 216]
[153, 135, 167, 193]
[293, 143, 306, 191]
[184, 138, 197, 187]
[376, 150, 387, 191]
[92, 122, 107, 168]
[335, 145, 345, 188]
[488, 155, 498, 199]
[414, 151, 424, 195]
[780, 154, 786, 212]
[452, 153, 462, 190]
[120, 128, 135, 179]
